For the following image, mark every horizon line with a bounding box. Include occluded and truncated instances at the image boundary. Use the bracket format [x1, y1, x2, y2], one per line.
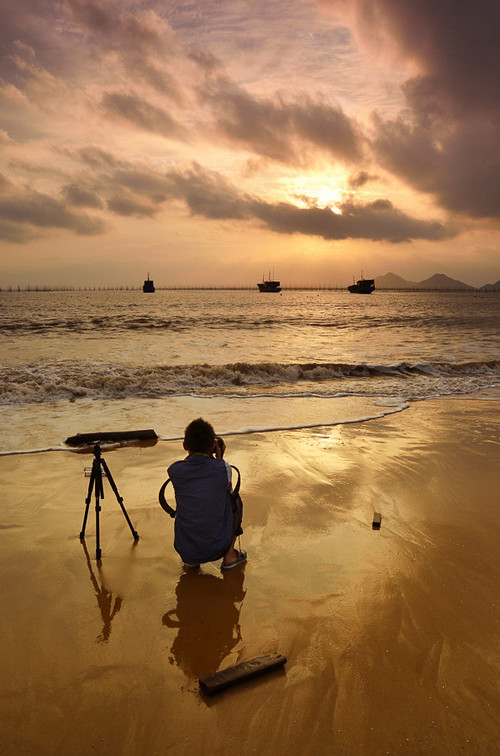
[1, 284, 498, 293]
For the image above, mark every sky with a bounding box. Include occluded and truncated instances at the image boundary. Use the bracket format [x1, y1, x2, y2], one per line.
[0, 0, 499, 288]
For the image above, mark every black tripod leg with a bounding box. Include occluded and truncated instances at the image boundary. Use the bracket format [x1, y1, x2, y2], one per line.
[95, 462, 103, 561]
[80, 468, 95, 539]
[102, 459, 139, 541]
[100, 458, 139, 541]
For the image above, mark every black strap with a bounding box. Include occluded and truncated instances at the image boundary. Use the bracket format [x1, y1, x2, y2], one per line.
[158, 479, 176, 518]
[231, 464, 241, 495]
[158, 464, 241, 518]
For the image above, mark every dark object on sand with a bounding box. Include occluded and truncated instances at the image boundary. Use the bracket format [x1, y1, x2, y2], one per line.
[372, 512, 382, 529]
[80, 443, 139, 560]
[199, 653, 287, 696]
[65, 429, 158, 446]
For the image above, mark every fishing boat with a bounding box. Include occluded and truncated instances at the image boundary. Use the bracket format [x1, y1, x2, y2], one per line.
[347, 275, 375, 294]
[143, 273, 155, 293]
[257, 270, 281, 292]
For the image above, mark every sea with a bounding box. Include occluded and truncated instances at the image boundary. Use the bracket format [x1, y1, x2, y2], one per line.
[0, 288, 499, 455]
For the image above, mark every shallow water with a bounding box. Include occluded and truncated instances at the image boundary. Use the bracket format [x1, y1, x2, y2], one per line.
[1, 289, 498, 452]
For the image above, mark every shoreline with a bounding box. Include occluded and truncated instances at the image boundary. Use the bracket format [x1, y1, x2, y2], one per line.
[1, 395, 499, 753]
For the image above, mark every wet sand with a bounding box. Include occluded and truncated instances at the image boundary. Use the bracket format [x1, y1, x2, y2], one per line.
[1, 396, 499, 754]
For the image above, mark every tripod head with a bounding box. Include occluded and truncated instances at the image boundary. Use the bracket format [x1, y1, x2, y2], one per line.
[84, 443, 106, 480]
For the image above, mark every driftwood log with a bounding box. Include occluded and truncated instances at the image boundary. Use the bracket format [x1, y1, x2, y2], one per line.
[199, 653, 287, 696]
[65, 429, 158, 446]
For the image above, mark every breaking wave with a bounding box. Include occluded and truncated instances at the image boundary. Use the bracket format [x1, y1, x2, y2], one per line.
[1, 359, 498, 405]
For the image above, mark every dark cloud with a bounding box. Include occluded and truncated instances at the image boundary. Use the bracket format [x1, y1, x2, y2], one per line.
[101, 91, 184, 138]
[348, 171, 378, 189]
[0, 0, 182, 108]
[356, 0, 500, 118]
[78, 147, 120, 169]
[163, 163, 455, 242]
[0, 1, 78, 82]
[164, 164, 247, 220]
[0, 173, 105, 241]
[347, 0, 500, 219]
[61, 183, 103, 208]
[107, 195, 157, 217]
[0, 219, 37, 243]
[187, 49, 221, 73]
[62, 149, 173, 215]
[199, 77, 363, 165]
[66, 0, 183, 100]
[251, 196, 454, 243]
[373, 114, 500, 219]
[112, 168, 172, 200]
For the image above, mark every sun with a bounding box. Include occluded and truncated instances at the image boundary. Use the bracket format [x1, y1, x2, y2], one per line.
[285, 174, 346, 211]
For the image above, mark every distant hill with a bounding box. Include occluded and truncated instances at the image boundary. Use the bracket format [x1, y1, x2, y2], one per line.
[375, 272, 475, 290]
[479, 280, 500, 291]
[417, 273, 474, 290]
[375, 272, 417, 289]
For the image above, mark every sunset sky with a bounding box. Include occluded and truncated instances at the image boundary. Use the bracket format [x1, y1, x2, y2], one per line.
[0, 0, 498, 288]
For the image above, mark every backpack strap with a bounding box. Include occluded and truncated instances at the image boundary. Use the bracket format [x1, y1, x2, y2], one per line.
[230, 465, 241, 495]
[158, 478, 176, 518]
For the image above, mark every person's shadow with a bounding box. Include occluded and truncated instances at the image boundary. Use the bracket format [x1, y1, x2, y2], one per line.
[162, 568, 246, 680]
[81, 540, 123, 643]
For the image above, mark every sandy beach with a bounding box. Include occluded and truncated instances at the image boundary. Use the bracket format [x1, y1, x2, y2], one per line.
[1, 395, 499, 755]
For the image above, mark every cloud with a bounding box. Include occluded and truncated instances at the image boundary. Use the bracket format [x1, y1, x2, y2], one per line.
[107, 195, 157, 218]
[61, 183, 103, 208]
[373, 114, 500, 219]
[78, 147, 120, 169]
[348, 171, 378, 188]
[339, 0, 500, 219]
[163, 163, 455, 242]
[353, 0, 500, 118]
[164, 164, 247, 220]
[66, 0, 183, 100]
[251, 196, 454, 243]
[72, 149, 175, 207]
[101, 91, 185, 138]
[200, 76, 363, 165]
[0, 173, 105, 241]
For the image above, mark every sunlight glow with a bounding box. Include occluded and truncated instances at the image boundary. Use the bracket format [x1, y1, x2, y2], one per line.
[286, 175, 346, 211]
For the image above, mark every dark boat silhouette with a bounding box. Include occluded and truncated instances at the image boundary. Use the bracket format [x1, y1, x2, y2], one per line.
[348, 275, 375, 294]
[143, 273, 155, 293]
[257, 270, 281, 292]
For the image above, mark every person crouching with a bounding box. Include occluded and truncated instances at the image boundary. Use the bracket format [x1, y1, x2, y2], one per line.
[168, 418, 246, 570]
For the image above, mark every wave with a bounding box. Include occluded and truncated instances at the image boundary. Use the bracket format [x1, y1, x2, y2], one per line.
[1, 359, 499, 405]
[3, 311, 497, 334]
[0, 315, 290, 334]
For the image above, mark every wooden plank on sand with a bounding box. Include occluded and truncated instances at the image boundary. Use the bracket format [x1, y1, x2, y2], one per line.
[199, 653, 287, 696]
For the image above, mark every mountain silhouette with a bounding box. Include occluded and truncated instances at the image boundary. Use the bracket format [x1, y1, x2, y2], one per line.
[375, 272, 476, 290]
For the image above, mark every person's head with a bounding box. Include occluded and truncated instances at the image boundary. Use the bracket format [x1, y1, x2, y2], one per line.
[183, 418, 216, 455]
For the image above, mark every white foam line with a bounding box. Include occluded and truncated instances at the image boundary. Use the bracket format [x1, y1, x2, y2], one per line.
[156, 402, 410, 441]
[0, 445, 70, 457]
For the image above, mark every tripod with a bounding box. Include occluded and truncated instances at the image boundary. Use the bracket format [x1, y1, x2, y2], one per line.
[80, 443, 139, 560]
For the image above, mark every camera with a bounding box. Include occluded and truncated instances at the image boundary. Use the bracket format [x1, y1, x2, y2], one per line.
[214, 436, 224, 458]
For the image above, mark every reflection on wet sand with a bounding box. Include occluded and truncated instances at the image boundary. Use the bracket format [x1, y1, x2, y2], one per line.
[81, 540, 123, 643]
[163, 568, 246, 680]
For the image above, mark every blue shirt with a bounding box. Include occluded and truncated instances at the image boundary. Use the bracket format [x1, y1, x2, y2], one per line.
[168, 455, 233, 564]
